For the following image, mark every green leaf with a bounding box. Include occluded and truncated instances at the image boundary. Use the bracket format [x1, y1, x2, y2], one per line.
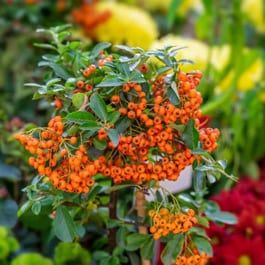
[189, 227, 208, 238]
[72, 93, 85, 109]
[161, 234, 184, 265]
[108, 111, 121, 125]
[97, 78, 124, 88]
[31, 201, 41, 215]
[93, 250, 110, 261]
[46, 78, 61, 87]
[127, 251, 141, 265]
[47, 63, 72, 79]
[80, 120, 101, 131]
[90, 94, 108, 122]
[54, 206, 76, 242]
[86, 185, 102, 201]
[107, 129, 120, 147]
[140, 237, 155, 260]
[196, 216, 209, 227]
[170, 81, 180, 103]
[34, 43, 57, 50]
[205, 210, 237, 224]
[91, 42, 112, 58]
[114, 45, 135, 55]
[116, 117, 131, 133]
[192, 235, 213, 257]
[125, 233, 151, 251]
[66, 111, 95, 124]
[182, 119, 199, 149]
[105, 184, 139, 194]
[167, 87, 179, 105]
[18, 200, 34, 217]
[0, 199, 18, 228]
[93, 138, 107, 150]
[0, 162, 21, 181]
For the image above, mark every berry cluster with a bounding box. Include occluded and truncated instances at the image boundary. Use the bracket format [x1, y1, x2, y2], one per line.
[173, 252, 209, 265]
[148, 208, 197, 240]
[15, 116, 96, 193]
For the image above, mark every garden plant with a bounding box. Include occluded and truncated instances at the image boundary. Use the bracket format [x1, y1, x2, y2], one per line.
[13, 25, 237, 265]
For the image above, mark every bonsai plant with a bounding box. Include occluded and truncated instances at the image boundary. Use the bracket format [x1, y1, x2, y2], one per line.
[15, 25, 236, 265]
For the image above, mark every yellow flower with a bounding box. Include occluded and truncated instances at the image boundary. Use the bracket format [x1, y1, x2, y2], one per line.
[237, 58, 263, 91]
[210, 45, 231, 72]
[242, 0, 265, 33]
[93, 1, 158, 49]
[216, 49, 263, 93]
[150, 34, 209, 72]
[134, 0, 203, 16]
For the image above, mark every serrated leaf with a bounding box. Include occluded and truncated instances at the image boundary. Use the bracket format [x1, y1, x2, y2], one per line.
[90, 94, 108, 122]
[66, 111, 95, 124]
[72, 93, 85, 109]
[107, 129, 120, 147]
[54, 206, 76, 242]
[161, 234, 184, 265]
[182, 119, 199, 149]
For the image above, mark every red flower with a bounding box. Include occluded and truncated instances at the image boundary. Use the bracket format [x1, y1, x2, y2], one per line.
[212, 234, 265, 265]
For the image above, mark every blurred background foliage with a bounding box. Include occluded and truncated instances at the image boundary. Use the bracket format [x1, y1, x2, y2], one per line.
[0, 0, 264, 264]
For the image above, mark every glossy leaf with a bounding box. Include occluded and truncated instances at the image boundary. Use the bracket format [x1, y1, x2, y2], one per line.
[107, 128, 120, 147]
[72, 93, 85, 109]
[161, 234, 184, 265]
[54, 206, 76, 242]
[93, 138, 107, 150]
[183, 119, 199, 149]
[125, 233, 151, 251]
[80, 120, 101, 131]
[66, 111, 95, 124]
[31, 201, 41, 215]
[192, 235, 213, 257]
[90, 93, 108, 122]
[140, 237, 155, 260]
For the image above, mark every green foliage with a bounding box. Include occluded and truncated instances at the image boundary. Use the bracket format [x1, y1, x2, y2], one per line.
[54, 242, 91, 265]
[11, 253, 53, 265]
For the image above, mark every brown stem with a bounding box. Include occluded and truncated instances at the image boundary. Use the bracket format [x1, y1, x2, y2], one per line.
[108, 190, 118, 252]
[135, 190, 151, 265]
